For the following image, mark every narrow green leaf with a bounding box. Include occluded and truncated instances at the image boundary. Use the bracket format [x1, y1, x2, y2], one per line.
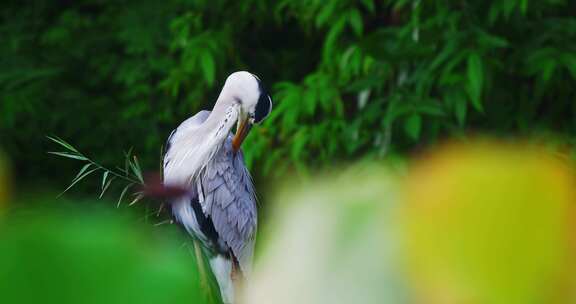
[47, 136, 79, 153]
[58, 168, 98, 197]
[466, 53, 484, 112]
[323, 16, 347, 61]
[101, 171, 109, 190]
[315, 1, 336, 28]
[129, 193, 144, 206]
[117, 184, 133, 208]
[130, 156, 144, 183]
[48, 151, 88, 161]
[73, 163, 92, 182]
[99, 176, 114, 199]
[124, 148, 134, 174]
[348, 9, 363, 36]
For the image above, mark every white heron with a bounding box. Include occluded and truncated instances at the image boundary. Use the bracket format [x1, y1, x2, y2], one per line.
[162, 71, 272, 304]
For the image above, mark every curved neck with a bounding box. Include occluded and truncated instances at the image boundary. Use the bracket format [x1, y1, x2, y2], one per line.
[199, 95, 239, 147]
[204, 85, 237, 126]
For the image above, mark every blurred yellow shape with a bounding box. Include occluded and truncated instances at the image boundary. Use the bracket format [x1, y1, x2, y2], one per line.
[402, 141, 576, 304]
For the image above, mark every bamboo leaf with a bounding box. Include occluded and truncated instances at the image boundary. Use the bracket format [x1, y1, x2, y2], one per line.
[47, 136, 79, 153]
[73, 163, 92, 182]
[48, 151, 88, 161]
[348, 9, 363, 36]
[59, 168, 99, 197]
[117, 184, 133, 208]
[130, 156, 144, 183]
[129, 193, 144, 206]
[99, 176, 114, 199]
[124, 148, 134, 174]
[315, 1, 336, 28]
[101, 171, 109, 190]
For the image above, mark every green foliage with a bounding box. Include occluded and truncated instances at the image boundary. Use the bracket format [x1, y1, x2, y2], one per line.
[2, 0, 576, 186]
[0, 203, 220, 304]
[47, 136, 143, 205]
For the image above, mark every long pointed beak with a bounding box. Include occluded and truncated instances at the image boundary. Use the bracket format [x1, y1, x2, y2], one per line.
[232, 116, 252, 152]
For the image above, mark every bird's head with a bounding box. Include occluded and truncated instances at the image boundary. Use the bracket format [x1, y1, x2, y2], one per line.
[221, 71, 272, 151]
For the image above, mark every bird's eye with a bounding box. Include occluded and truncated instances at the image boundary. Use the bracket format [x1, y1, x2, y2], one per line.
[254, 94, 272, 124]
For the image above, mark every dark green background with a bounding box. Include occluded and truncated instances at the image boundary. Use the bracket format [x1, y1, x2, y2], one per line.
[1, 0, 575, 197]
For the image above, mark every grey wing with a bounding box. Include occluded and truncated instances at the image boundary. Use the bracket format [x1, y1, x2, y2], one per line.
[200, 138, 258, 275]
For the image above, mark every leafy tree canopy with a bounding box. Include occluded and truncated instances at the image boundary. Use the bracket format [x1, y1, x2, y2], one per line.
[1, 0, 575, 188]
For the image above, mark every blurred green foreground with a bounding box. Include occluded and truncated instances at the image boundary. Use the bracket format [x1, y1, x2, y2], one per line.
[0, 206, 207, 303]
[1, 141, 575, 304]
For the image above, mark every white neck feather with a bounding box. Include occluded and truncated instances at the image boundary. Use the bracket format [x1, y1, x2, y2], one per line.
[164, 100, 239, 187]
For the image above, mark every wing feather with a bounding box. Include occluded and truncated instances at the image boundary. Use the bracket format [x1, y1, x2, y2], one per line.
[200, 137, 257, 275]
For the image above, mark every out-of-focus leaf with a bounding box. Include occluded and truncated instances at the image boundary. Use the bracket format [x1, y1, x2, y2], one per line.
[455, 96, 467, 126]
[348, 9, 363, 36]
[403, 142, 576, 303]
[200, 51, 215, 87]
[0, 207, 208, 303]
[466, 53, 484, 112]
[404, 113, 422, 140]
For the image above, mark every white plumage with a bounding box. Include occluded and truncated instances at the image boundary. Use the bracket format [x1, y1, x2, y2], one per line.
[163, 71, 272, 304]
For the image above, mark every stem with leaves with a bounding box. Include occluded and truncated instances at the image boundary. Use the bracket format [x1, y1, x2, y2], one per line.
[47, 136, 144, 207]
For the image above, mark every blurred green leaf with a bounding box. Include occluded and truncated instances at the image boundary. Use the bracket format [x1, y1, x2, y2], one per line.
[0, 206, 210, 304]
[200, 51, 216, 87]
[466, 53, 484, 112]
[348, 9, 363, 36]
[404, 113, 422, 141]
